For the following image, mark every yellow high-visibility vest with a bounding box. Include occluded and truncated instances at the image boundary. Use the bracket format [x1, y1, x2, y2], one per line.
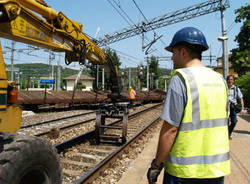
[129, 89, 136, 99]
[164, 67, 230, 178]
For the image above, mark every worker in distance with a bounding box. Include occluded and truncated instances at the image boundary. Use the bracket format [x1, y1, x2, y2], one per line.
[129, 86, 136, 108]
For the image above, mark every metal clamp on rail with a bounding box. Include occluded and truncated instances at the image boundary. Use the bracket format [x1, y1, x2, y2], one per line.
[95, 102, 129, 144]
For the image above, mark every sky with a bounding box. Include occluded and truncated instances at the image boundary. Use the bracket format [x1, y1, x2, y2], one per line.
[1, 0, 249, 71]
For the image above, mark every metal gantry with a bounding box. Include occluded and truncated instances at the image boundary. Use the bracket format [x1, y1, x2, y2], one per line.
[96, 0, 230, 47]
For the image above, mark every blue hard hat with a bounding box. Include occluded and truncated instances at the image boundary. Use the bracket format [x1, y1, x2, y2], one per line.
[165, 27, 209, 52]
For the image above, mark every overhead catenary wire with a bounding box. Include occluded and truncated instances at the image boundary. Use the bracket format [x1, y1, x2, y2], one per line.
[227, 21, 237, 34]
[82, 32, 141, 66]
[131, 0, 166, 47]
[216, 18, 238, 59]
[109, 47, 142, 67]
[78, 31, 141, 66]
[110, 47, 141, 61]
[106, 0, 162, 57]
[106, 0, 133, 26]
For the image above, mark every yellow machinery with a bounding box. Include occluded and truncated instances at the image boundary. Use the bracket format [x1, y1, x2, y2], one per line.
[0, 0, 107, 133]
[0, 1, 108, 183]
[0, 0, 106, 65]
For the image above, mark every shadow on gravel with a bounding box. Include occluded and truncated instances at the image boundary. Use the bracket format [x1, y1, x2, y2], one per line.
[234, 130, 250, 135]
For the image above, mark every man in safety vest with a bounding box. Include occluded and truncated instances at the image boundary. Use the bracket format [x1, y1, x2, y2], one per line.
[147, 27, 230, 184]
[129, 86, 136, 108]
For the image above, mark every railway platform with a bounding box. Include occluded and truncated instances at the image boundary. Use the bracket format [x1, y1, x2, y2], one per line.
[117, 114, 250, 184]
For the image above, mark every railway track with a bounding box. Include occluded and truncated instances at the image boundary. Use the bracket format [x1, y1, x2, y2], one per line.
[18, 104, 161, 142]
[18, 103, 163, 183]
[52, 104, 163, 183]
[21, 111, 96, 129]
[18, 110, 97, 136]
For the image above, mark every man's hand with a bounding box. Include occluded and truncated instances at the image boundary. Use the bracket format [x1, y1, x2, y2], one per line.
[241, 109, 245, 115]
[147, 159, 163, 184]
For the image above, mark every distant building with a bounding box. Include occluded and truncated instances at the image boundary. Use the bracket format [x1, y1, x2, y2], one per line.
[214, 54, 238, 77]
[63, 74, 94, 91]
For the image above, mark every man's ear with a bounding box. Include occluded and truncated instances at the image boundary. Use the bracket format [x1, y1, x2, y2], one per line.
[180, 48, 186, 57]
[181, 48, 189, 58]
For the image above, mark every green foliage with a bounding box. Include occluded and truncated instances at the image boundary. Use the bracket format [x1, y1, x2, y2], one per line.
[148, 56, 160, 89]
[230, 5, 250, 76]
[77, 84, 86, 90]
[149, 56, 160, 78]
[105, 48, 121, 68]
[105, 48, 122, 91]
[140, 56, 171, 90]
[88, 64, 98, 89]
[235, 71, 250, 108]
[6, 63, 80, 89]
[141, 65, 147, 88]
[89, 48, 121, 90]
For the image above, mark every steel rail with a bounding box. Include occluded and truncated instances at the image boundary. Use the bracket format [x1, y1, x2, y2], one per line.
[52, 103, 162, 183]
[55, 103, 162, 152]
[76, 116, 161, 183]
[24, 103, 161, 137]
[21, 110, 97, 129]
[35, 117, 96, 137]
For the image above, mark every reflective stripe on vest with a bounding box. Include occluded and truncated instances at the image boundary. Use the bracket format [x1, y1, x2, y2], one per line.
[179, 118, 227, 131]
[168, 152, 230, 165]
[165, 67, 230, 178]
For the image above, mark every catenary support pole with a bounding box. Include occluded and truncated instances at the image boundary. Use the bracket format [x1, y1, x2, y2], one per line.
[57, 54, 61, 90]
[11, 41, 15, 81]
[129, 68, 131, 88]
[220, 0, 228, 79]
[96, 65, 99, 89]
[102, 67, 105, 90]
[147, 57, 149, 91]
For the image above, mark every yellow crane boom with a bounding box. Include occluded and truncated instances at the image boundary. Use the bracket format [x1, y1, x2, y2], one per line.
[0, 0, 106, 65]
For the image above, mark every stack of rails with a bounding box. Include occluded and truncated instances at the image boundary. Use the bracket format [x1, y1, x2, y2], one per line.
[17, 89, 166, 110]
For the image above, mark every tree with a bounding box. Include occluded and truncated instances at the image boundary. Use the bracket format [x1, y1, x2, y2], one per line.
[230, 5, 250, 76]
[149, 56, 160, 89]
[141, 64, 147, 89]
[104, 48, 121, 91]
[90, 48, 121, 90]
[140, 56, 161, 89]
[105, 48, 121, 68]
[88, 63, 99, 90]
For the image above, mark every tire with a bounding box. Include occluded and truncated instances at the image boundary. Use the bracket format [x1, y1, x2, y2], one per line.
[0, 132, 62, 184]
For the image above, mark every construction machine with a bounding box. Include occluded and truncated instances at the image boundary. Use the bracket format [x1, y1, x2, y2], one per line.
[0, 0, 125, 183]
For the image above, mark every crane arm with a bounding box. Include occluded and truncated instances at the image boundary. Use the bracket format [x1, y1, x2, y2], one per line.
[0, 0, 106, 65]
[0, 0, 124, 102]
